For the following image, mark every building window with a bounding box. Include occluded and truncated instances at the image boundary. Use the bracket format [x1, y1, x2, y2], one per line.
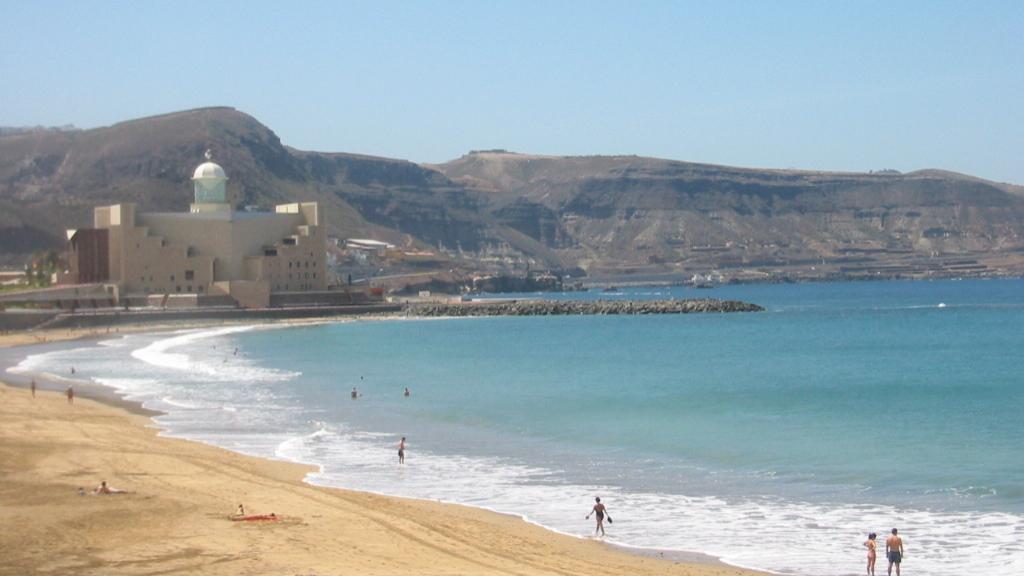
[198, 286, 204, 293]
[170, 275, 175, 281]
[187, 285, 192, 292]
[313, 273, 316, 279]
[176, 286, 181, 292]
[288, 262, 292, 268]
[140, 276, 145, 283]
[185, 270, 194, 281]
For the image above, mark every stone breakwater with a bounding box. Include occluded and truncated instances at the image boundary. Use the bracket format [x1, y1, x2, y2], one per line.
[405, 299, 763, 317]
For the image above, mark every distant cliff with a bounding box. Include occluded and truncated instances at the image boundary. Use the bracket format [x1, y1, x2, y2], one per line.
[2, 107, 1023, 279]
[436, 152, 1024, 278]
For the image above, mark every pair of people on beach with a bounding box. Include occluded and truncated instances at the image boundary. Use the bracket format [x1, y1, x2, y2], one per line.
[30, 381, 75, 404]
[864, 528, 904, 576]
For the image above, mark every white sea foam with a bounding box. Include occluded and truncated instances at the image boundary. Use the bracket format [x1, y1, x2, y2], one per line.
[130, 326, 300, 383]
[272, 423, 1024, 576]
[93, 377, 163, 400]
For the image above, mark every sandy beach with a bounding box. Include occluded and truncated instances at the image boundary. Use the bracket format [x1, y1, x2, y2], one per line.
[0, 331, 762, 576]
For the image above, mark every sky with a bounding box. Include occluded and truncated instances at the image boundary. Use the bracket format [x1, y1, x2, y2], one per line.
[2, 0, 1022, 184]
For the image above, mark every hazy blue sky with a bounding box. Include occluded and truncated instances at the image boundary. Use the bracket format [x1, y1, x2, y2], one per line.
[2, 1, 1022, 183]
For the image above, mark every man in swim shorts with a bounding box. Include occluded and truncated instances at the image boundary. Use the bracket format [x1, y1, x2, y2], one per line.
[398, 437, 406, 464]
[886, 528, 904, 576]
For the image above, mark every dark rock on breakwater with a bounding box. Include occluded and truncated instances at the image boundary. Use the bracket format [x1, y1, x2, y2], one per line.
[405, 299, 763, 317]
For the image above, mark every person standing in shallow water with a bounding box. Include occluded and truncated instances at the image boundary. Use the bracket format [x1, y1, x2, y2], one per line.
[66, 385, 74, 404]
[398, 437, 406, 464]
[886, 528, 903, 576]
[864, 532, 877, 576]
[30, 378, 36, 398]
[585, 496, 609, 536]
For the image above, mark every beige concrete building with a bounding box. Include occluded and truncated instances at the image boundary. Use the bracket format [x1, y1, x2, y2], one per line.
[63, 152, 327, 308]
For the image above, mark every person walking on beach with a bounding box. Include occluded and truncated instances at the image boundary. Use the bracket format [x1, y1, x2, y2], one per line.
[886, 528, 903, 576]
[351, 387, 359, 399]
[66, 384, 74, 404]
[864, 532, 877, 576]
[30, 378, 36, 398]
[398, 436, 406, 464]
[585, 496, 609, 537]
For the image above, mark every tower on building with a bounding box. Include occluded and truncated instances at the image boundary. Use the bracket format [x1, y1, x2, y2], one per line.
[190, 149, 231, 213]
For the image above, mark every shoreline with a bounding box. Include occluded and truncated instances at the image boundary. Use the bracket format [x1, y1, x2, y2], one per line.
[0, 325, 765, 576]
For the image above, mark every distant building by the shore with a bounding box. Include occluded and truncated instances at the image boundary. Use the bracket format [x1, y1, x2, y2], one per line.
[60, 151, 326, 308]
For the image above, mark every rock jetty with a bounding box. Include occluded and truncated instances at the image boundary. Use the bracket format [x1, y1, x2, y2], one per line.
[405, 299, 763, 317]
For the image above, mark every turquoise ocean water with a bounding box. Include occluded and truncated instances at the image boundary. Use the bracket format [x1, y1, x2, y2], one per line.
[12, 279, 1024, 575]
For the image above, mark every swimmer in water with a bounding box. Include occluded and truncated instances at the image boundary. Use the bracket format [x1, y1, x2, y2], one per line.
[886, 528, 904, 576]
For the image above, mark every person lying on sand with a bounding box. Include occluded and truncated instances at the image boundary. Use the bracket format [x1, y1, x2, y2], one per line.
[231, 504, 279, 521]
[232, 512, 278, 521]
[93, 480, 127, 495]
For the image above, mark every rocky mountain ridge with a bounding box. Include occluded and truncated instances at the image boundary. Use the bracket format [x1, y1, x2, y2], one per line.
[2, 107, 1023, 280]
[436, 150, 1024, 278]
